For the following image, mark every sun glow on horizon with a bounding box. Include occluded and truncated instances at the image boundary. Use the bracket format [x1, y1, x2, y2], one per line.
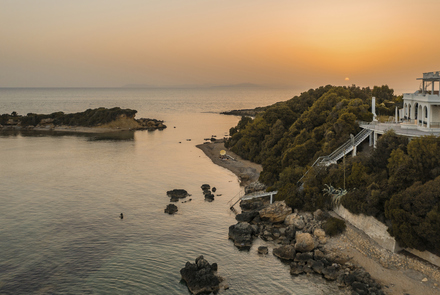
[1, 0, 439, 92]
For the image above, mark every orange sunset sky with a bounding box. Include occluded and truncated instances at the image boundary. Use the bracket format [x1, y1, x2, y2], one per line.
[1, 0, 439, 94]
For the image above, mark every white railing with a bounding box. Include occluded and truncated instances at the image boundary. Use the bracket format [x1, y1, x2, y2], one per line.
[297, 129, 372, 184]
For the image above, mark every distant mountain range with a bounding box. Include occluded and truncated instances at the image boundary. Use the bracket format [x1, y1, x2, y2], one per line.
[122, 83, 264, 89]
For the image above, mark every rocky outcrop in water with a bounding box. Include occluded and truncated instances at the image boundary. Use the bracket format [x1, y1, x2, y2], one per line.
[164, 204, 178, 214]
[228, 222, 258, 249]
[201, 184, 215, 202]
[166, 189, 189, 202]
[180, 255, 224, 295]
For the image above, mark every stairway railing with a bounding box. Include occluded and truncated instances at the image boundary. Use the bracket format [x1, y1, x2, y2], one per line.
[297, 129, 372, 184]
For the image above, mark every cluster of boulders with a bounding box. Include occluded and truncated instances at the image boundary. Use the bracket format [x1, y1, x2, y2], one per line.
[201, 184, 216, 202]
[135, 118, 166, 130]
[229, 198, 384, 294]
[165, 185, 219, 214]
[164, 189, 190, 214]
[180, 255, 226, 295]
[167, 189, 190, 202]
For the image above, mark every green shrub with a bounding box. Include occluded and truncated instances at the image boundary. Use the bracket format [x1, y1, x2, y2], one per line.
[322, 217, 346, 236]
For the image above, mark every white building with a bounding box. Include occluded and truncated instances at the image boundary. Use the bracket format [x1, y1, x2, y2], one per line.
[402, 71, 440, 129]
[361, 72, 440, 147]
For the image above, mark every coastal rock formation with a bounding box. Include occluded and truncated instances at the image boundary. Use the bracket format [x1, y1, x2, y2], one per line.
[273, 245, 296, 260]
[228, 205, 386, 294]
[294, 232, 315, 252]
[180, 255, 224, 295]
[164, 204, 178, 214]
[166, 189, 189, 202]
[259, 201, 292, 223]
[240, 199, 266, 211]
[235, 211, 259, 223]
[244, 181, 266, 194]
[228, 222, 257, 249]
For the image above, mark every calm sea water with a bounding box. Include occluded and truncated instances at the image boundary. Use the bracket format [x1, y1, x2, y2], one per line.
[0, 88, 344, 294]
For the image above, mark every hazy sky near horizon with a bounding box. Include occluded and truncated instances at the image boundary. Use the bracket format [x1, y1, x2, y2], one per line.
[1, 0, 439, 93]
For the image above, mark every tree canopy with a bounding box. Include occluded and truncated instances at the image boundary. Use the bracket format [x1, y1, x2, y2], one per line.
[225, 85, 440, 254]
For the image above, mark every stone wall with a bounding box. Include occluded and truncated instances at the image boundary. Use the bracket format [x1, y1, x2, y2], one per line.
[342, 224, 440, 283]
[333, 204, 440, 268]
[333, 205, 398, 252]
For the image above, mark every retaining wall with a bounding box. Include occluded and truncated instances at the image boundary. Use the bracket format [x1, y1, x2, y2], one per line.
[333, 204, 440, 268]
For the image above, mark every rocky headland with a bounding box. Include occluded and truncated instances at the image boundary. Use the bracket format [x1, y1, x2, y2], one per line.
[229, 198, 386, 294]
[220, 106, 266, 117]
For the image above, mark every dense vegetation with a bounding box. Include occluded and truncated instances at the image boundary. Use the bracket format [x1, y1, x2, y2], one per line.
[226, 85, 440, 254]
[1, 107, 137, 127]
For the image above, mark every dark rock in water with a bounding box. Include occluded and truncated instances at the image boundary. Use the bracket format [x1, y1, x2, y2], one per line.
[258, 246, 269, 255]
[290, 262, 304, 275]
[204, 193, 215, 202]
[164, 204, 178, 214]
[273, 245, 296, 261]
[180, 255, 223, 295]
[167, 189, 189, 202]
[201, 184, 210, 191]
[212, 187, 216, 192]
[235, 211, 259, 223]
[228, 222, 256, 249]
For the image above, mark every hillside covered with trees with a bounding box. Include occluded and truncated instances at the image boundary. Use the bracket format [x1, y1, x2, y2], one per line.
[225, 85, 440, 254]
[0, 107, 166, 130]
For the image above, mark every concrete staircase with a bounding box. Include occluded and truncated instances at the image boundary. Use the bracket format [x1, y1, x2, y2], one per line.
[297, 129, 372, 184]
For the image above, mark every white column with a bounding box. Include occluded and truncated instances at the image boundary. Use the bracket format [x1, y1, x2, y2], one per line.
[352, 145, 357, 157]
[372, 97, 377, 121]
[373, 131, 377, 149]
[369, 132, 373, 146]
[428, 105, 431, 128]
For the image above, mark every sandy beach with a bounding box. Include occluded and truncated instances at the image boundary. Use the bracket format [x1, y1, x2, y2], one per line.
[197, 141, 440, 295]
[196, 141, 262, 186]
